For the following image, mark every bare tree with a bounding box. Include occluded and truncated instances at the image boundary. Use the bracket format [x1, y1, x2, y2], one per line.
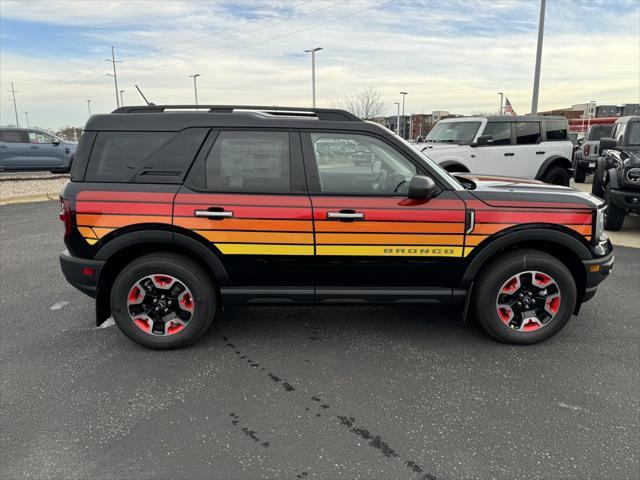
[470, 110, 501, 117]
[332, 86, 385, 120]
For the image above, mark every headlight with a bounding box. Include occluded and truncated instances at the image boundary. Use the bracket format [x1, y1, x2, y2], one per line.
[594, 206, 607, 243]
[625, 167, 640, 184]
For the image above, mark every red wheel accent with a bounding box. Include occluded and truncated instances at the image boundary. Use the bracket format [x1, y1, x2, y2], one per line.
[128, 285, 141, 302]
[153, 275, 173, 287]
[533, 272, 553, 288]
[501, 277, 519, 294]
[134, 317, 151, 332]
[546, 295, 561, 314]
[497, 306, 513, 325]
[521, 319, 542, 332]
[166, 322, 185, 335]
[179, 292, 194, 312]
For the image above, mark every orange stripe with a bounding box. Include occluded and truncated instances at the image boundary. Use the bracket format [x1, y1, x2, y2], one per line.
[76, 214, 172, 228]
[196, 231, 313, 244]
[77, 227, 97, 239]
[466, 235, 489, 246]
[93, 227, 115, 238]
[316, 233, 464, 246]
[314, 221, 464, 234]
[174, 218, 312, 232]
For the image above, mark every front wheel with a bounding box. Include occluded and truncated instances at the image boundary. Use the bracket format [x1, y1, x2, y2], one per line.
[591, 161, 606, 198]
[111, 252, 217, 349]
[473, 249, 577, 344]
[604, 183, 626, 231]
[541, 166, 570, 186]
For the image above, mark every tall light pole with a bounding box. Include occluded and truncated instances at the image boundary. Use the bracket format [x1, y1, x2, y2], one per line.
[86, 99, 92, 115]
[25, 112, 29, 128]
[400, 92, 408, 138]
[188, 74, 201, 105]
[530, 0, 546, 114]
[394, 102, 400, 135]
[8, 82, 19, 127]
[304, 47, 322, 107]
[119, 90, 125, 106]
[497, 92, 504, 115]
[105, 46, 121, 108]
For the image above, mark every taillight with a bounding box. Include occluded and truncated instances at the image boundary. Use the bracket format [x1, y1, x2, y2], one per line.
[59, 199, 72, 238]
[583, 144, 590, 156]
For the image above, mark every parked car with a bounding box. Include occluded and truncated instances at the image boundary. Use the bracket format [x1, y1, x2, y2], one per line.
[415, 116, 573, 185]
[573, 124, 614, 182]
[0, 127, 76, 173]
[591, 116, 640, 230]
[59, 105, 613, 349]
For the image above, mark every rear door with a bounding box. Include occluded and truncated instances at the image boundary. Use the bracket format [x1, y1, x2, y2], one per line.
[0, 130, 29, 169]
[175, 129, 315, 290]
[514, 120, 543, 178]
[302, 131, 467, 294]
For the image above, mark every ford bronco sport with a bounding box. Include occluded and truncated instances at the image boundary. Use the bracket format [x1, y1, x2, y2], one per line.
[59, 105, 614, 349]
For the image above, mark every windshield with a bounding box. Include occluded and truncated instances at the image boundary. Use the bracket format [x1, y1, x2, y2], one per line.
[426, 121, 481, 143]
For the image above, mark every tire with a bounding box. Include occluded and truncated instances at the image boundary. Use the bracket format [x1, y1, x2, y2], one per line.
[591, 161, 606, 198]
[573, 163, 587, 183]
[541, 166, 570, 186]
[473, 249, 577, 345]
[110, 252, 217, 349]
[604, 182, 626, 231]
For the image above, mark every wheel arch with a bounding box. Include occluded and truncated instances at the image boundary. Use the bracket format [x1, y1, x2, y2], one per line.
[535, 155, 572, 180]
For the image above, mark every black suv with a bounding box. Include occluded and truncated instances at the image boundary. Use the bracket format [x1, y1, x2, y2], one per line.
[59, 105, 614, 349]
[592, 116, 640, 230]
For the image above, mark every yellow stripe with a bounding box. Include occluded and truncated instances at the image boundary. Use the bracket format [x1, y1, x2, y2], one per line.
[464, 247, 475, 257]
[215, 243, 314, 255]
[316, 245, 463, 257]
[86, 238, 98, 245]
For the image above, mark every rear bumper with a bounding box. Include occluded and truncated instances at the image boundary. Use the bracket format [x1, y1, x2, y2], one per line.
[59, 250, 104, 298]
[609, 187, 640, 213]
[581, 244, 614, 303]
[576, 157, 598, 170]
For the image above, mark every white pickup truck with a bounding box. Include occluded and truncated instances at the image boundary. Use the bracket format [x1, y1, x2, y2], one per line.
[415, 116, 574, 185]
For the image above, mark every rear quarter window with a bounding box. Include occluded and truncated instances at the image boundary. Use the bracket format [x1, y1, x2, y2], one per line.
[544, 120, 568, 141]
[85, 129, 208, 183]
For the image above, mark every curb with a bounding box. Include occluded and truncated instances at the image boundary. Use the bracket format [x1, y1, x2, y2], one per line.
[0, 192, 59, 205]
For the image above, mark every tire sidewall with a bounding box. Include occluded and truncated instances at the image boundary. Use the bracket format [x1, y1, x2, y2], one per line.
[604, 183, 626, 230]
[474, 252, 577, 344]
[111, 255, 216, 349]
[543, 166, 570, 186]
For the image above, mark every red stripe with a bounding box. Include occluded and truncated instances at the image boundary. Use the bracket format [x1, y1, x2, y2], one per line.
[313, 207, 465, 222]
[77, 191, 175, 202]
[175, 193, 311, 207]
[76, 201, 172, 216]
[310, 196, 464, 210]
[476, 210, 592, 224]
[173, 204, 312, 220]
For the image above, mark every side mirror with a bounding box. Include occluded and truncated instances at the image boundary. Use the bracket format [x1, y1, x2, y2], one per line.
[408, 175, 438, 200]
[599, 137, 617, 151]
[475, 134, 493, 146]
[51, 139, 60, 146]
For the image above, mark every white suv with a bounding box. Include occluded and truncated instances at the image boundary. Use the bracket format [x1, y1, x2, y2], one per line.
[415, 116, 573, 185]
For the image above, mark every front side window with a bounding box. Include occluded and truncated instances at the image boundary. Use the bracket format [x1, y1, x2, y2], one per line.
[310, 133, 417, 195]
[545, 120, 568, 140]
[516, 122, 541, 144]
[205, 131, 290, 193]
[425, 121, 481, 144]
[28, 131, 55, 144]
[627, 123, 640, 146]
[481, 122, 511, 145]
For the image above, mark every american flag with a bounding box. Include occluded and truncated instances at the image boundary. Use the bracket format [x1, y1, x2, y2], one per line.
[504, 97, 517, 115]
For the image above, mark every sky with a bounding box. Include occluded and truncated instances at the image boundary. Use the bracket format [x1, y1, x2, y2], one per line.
[0, 0, 638, 129]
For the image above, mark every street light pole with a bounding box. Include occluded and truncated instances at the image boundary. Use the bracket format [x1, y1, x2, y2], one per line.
[105, 46, 121, 108]
[119, 90, 125, 106]
[497, 92, 504, 115]
[400, 92, 408, 139]
[394, 102, 400, 135]
[530, 0, 546, 114]
[87, 99, 92, 115]
[304, 47, 322, 107]
[188, 74, 201, 105]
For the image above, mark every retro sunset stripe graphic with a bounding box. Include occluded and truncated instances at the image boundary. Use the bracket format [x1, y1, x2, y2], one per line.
[73, 191, 593, 258]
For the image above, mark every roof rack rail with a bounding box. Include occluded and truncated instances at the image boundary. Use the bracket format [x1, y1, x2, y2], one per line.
[111, 105, 361, 122]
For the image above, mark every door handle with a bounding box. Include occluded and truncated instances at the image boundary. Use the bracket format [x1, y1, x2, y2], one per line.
[29, 146, 39, 150]
[503, 152, 515, 156]
[194, 208, 233, 219]
[536, 151, 545, 155]
[327, 211, 364, 221]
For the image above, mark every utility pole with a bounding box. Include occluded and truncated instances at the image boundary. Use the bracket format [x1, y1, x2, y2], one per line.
[400, 92, 408, 139]
[105, 46, 121, 108]
[8, 82, 19, 127]
[119, 90, 125, 106]
[86, 99, 92, 115]
[530, 0, 546, 114]
[188, 74, 201, 105]
[25, 112, 29, 128]
[304, 47, 322, 107]
[394, 102, 400, 135]
[497, 92, 504, 115]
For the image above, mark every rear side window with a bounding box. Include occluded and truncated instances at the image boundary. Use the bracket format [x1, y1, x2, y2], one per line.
[204, 131, 290, 193]
[85, 129, 208, 183]
[587, 125, 613, 141]
[516, 122, 541, 144]
[544, 120, 568, 141]
[0, 130, 27, 143]
[482, 122, 511, 145]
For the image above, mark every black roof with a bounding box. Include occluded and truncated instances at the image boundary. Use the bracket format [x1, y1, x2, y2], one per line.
[85, 105, 384, 132]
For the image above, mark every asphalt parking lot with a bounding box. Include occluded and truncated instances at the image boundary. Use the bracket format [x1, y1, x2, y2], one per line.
[1, 200, 638, 480]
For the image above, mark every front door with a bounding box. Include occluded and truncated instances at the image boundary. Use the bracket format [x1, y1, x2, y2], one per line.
[303, 131, 468, 292]
[26, 131, 64, 169]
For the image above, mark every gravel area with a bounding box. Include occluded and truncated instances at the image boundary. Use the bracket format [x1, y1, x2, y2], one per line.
[0, 174, 69, 200]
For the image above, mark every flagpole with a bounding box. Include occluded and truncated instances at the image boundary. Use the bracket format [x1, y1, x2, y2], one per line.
[531, 0, 546, 114]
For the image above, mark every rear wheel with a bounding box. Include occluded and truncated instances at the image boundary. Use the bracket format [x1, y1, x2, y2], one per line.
[573, 163, 587, 183]
[604, 182, 626, 231]
[111, 252, 216, 349]
[541, 166, 570, 186]
[473, 249, 577, 344]
[591, 160, 606, 198]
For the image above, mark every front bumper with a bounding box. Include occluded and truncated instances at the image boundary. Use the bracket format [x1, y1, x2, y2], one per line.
[609, 187, 640, 213]
[59, 250, 105, 298]
[581, 243, 615, 303]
